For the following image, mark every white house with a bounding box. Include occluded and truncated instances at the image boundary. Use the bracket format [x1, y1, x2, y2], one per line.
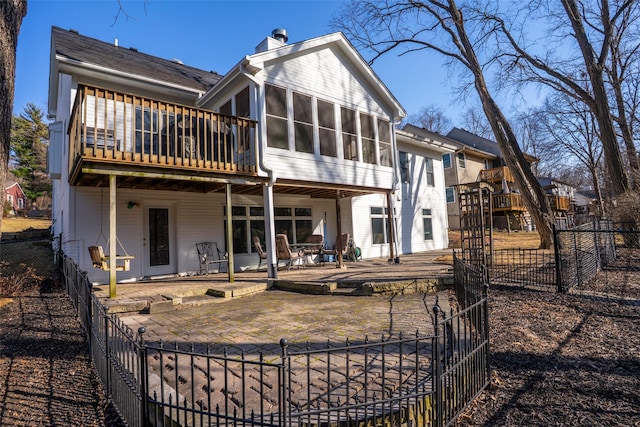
[47, 27, 451, 286]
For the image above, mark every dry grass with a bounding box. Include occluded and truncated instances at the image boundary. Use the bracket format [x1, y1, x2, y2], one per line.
[448, 229, 542, 250]
[436, 230, 544, 263]
[1, 217, 51, 233]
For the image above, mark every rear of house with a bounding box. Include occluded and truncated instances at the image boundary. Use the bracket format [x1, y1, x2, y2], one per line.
[48, 27, 450, 284]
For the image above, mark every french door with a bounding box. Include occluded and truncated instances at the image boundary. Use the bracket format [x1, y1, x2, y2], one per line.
[144, 205, 175, 277]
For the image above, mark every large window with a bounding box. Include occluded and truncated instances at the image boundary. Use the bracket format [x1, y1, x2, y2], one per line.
[318, 99, 337, 157]
[425, 158, 434, 187]
[274, 207, 313, 244]
[399, 151, 409, 183]
[266, 84, 288, 149]
[360, 113, 376, 164]
[341, 107, 358, 161]
[293, 92, 313, 153]
[446, 187, 455, 203]
[370, 207, 391, 244]
[423, 209, 433, 240]
[378, 119, 392, 167]
[442, 153, 452, 169]
[224, 205, 311, 254]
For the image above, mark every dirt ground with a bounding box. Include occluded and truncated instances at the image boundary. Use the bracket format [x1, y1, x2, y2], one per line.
[0, 274, 125, 426]
[457, 286, 640, 426]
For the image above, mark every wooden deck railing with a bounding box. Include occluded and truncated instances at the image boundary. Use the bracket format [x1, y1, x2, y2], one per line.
[491, 193, 571, 213]
[68, 85, 258, 178]
[479, 166, 514, 183]
[548, 195, 571, 211]
[492, 193, 526, 211]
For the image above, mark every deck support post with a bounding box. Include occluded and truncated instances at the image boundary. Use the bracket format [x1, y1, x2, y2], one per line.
[263, 183, 277, 279]
[225, 183, 234, 283]
[109, 174, 117, 298]
[336, 191, 344, 269]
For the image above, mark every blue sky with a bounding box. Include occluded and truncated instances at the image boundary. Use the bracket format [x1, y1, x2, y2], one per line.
[14, 0, 479, 123]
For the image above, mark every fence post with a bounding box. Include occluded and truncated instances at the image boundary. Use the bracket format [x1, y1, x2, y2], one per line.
[138, 327, 148, 427]
[432, 301, 443, 427]
[280, 338, 288, 427]
[104, 311, 111, 396]
[483, 283, 491, 380]
[551, 224, 564, 293]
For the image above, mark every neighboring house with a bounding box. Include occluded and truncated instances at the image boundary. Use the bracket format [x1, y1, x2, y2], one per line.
[48, 27, 451, 284]
[5, 181, 27, 216]
[573, 189, 598, 225]
[402, 125, 501, 229]
[537, 177, 575, 218]
[443, 127, 575, 231]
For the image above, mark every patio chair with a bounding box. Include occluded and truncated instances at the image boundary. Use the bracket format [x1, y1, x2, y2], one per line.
[253, 236, 267, 270]
[323, 233, 350, 264]
[275, 234, 304, 270]
[302, 234, 325, 265]
[196, 242, 228, 274]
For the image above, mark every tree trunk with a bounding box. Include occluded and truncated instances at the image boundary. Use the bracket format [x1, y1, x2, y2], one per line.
[450, 1, 554, 248]
[561, 0, 630, 198]
[0, 0, 27, 238]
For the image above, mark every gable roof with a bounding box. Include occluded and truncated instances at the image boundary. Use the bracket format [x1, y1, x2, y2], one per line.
[398, 124, 459, 153]
[446, 127, 539, 163]
[198, 32, 406, 120]
[404, 124, 496, 159]
[49, 26, 222, 114]
[5, 181, 24, 194]
[446, 127, 501, 156]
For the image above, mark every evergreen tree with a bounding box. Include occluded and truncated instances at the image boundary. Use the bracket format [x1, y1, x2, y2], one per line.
[10, 103, 50, 207]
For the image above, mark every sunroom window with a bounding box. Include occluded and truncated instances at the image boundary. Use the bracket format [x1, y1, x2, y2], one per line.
[293, 92, 313, 153]
[341, 107, 358, 161]
[318, 99, 337, 157]
[360, 112, 376, 164]
[378, 119, 392, 167]
[266, 84, 288, 149]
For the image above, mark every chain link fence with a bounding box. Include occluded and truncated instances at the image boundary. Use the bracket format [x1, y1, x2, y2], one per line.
[0, 233, 56, 278]
[555, 221, 640, 302]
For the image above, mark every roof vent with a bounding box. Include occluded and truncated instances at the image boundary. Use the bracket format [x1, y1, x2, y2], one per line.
[271, 28, 288, 43]
[129, 47, 138, 52]
[69, 28, 78, 34]
[172, 58, 184, 65]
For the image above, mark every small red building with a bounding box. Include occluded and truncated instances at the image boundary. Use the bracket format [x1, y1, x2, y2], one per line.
[5, 181, 26, 216]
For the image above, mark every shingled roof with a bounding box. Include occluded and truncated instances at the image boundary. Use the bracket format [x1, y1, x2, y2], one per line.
[51, 26, 222, 92]
[446, 127, 501, 156]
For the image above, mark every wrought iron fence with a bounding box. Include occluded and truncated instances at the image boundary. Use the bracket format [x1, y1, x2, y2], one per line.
[60, 251, 491, 427]
[490, 248, 558, 292]
[446, 253, 491, 425]
[453, 250, 486, 308]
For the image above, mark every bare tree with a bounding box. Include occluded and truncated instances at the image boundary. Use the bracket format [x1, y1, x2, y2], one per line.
[406, 104, 452, 133]
[334, 0, 555, 248]
[0, 0, 27, 236]
[459, 105, 492, 139]
[538, 93, 606, 217]
[606, 2, 640, 189]
[491, 0, 632, 202]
